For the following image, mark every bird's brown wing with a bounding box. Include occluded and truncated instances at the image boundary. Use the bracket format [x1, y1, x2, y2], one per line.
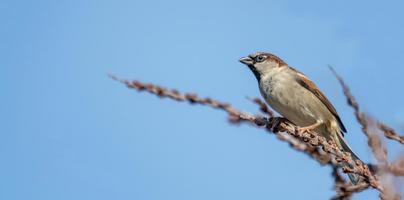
[292, 68, 347, 133]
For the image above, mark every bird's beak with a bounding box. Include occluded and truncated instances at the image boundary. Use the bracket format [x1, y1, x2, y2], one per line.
[239, 56, 254, 66]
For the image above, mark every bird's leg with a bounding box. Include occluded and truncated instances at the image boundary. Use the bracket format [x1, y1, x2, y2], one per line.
[297, 121, 322, 134]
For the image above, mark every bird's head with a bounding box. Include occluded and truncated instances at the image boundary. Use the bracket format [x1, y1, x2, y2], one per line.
[239, 52, 287, 80]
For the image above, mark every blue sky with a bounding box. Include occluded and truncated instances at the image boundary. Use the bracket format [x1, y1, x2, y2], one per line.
[1, 0, 404, 199]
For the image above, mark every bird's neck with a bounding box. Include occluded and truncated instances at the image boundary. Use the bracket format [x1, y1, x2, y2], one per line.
[260, 66, 289, 81]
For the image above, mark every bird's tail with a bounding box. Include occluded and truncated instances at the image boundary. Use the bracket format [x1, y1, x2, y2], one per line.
[335, 131, 362, 184]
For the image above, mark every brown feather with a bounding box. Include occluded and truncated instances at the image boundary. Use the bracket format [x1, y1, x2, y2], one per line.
[292, 67, 347, 133]
[262, 53, 287, 66]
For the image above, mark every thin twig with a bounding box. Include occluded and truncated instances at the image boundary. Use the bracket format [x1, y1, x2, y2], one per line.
[328, 67, 404, 146]
[329, 67, 402, 200]
[246, 97, 274, 117]
[378, 123, 404, 144]
[328, 66, 388, 165]
[388, 157, 404, 176]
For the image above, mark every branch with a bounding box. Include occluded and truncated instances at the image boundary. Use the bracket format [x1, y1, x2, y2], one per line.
[328, 67, 404, 146]
[329, 67, 402, 200]
[328, 67, 388, 165]
[110, 74, 387, 199]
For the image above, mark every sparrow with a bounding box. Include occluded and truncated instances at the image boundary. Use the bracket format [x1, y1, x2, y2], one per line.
[239, 52, 361, 184]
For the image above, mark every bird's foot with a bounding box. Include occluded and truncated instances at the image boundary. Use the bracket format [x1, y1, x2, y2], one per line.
[296, 122, 322, 134]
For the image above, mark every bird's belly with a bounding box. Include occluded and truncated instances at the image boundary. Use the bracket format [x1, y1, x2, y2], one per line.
[268, 97, 315, 126]
[260, 80, 322, 127]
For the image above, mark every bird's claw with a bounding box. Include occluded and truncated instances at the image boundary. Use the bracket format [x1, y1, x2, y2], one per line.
[296, 122, 322, 134]
[296, 127, 313, 134]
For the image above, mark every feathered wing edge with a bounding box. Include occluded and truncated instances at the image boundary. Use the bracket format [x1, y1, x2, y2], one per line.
[291, 67, 361, 183]
[335, 130, 362, 184]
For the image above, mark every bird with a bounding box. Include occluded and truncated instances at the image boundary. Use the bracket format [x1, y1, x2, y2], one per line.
[239, 51, 361, 184]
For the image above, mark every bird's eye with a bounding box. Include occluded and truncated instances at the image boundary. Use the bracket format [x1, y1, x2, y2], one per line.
[255, 55, 265, 62]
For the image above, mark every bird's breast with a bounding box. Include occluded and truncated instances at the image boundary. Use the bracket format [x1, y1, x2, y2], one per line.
[259, 71, 320, 127]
